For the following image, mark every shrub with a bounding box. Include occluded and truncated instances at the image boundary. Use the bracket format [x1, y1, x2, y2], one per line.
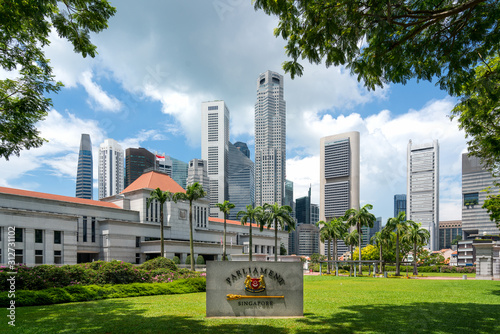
[185, 255, 192, 265]
[92, 260, 143, 285]
[172, 256, 180, 264]
[140, 257, 177, 271]
[196, 255, 205, 265]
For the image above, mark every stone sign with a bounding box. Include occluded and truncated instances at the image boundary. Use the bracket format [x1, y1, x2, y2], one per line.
[206, 261, 303, 317]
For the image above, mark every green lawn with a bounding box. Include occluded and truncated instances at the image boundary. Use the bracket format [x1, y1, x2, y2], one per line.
[3, 276, 499, 334]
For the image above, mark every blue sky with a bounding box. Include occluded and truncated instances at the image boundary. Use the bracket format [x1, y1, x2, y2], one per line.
[0, 1, 467, 222]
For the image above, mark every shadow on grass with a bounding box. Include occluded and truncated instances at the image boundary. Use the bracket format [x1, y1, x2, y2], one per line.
[297, 302, 500, 333]
[15, 297, 289, 334]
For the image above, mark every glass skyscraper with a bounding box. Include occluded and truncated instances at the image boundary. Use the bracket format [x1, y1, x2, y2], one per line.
[76, 134, 93, 199]
[227, 142, 254, 220]
[394, 194, 407, 218]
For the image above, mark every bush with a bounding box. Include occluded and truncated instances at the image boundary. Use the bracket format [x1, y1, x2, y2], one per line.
[140, 257, 177, 271]
[196, 255, 205, 265]
[0, 278, 207, 307]
[172, 256, 180, 264]
[185, 255, 192, 265]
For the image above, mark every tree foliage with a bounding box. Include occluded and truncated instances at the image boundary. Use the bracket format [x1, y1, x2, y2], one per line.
[0, 0, 116, 159]
[147, 188, 173, 258]
[262, 203, 295, 261]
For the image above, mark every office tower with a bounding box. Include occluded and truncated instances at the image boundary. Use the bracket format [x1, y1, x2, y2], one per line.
[234, 141, 250, 158]
[284, 180, 294, 213]
[187, 159, 210, 190]
[155, 153, 173, 176]
[76, 134, 93, 199]
[407, 140, 439, 250]
[171, 157, 188, 190]
[311, 204, 319, 225]
[462, 153, 499, 237]
[98, 138, 124, 199]
[227, 142, 254, 220]
[320, 131, 360, 257]
[369, 216, 382, 241]
[201, 100, 229, 218]
[124, 147, 155, 188]
[295, 224, 320, 257]
[394, 194, 407, 218]
[439, 220, 462, 249]
[296, 186, 311, 224]
[255, 70, 286, 207]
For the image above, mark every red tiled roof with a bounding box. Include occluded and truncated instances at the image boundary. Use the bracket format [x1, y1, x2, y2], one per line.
[0, 187, 120, 209]
[209, 217, 273, 230]
[121, 171, 185, 194]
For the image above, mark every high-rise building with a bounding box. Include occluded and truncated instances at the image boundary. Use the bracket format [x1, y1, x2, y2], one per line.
[255, 70, 286, 207]
[187, 159, 210, 192]
[311, 204, 319, 225]
[124, 147, 155, 188]
[296, 190, 311, 225]
[295, 224, 320, 257]
[171, 157, 188, 190]
[320, 131, 360, 257]
[227, 142, 254, 220]
[462, 153, 499, 237]
[98, 138, 124, 199]
[407, 140, 439, 250]
[284, 180, 294, 213]
[155, 153, 173, 177]
[76, 134, 93, 199]
[439, 220, 462, 249]
[234, 141, 250, 158]
[394, 194, 407, 218]
[201, 100, 229, 218]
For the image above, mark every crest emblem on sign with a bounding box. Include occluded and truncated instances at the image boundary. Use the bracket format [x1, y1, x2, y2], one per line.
[244, 275, 266, 293]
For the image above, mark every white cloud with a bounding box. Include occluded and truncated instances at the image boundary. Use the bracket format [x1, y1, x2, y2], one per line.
[80, 71, 122, 112]
[287, 98, 467, 221]
[118, 129, 167, 150]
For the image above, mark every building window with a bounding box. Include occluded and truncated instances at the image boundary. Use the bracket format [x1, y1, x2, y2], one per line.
[54, 231, 62, 244]
[15, 249, 23, 264]
[136, 237, 141, 248]
[15, 228, 23, 242]
[91, 217, 96, 242]
[83, 216, 87, 242]
[54, 250, 62, 264]
[35, 229, 43, 243]
[136, 253, 141, 264]
[464, 193, 479, 207]
[35, 250, 43, 264]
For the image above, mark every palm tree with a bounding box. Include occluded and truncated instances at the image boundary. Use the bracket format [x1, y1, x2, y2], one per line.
[344, 204, 376, 274]
[384, 211, 409, 276]
[370, 231, 385, 274]
[237, 205, 264, 261]
[262, 203, 295, 262]
[316, 220, 332, 274]
[404, 222, 430, 275]
[147, 188, 173, 258]
[216, 200, 235, 261]
[344, 230, 359, 276]
[173, 182, 206, 271]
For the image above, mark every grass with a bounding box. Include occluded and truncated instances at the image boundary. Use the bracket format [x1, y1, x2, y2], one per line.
[2, 276, 499, 333]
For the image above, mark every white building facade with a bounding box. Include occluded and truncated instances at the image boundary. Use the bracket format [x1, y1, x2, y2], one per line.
[98, 138, 124, 199]
[407, 140, 439, 250]
[201, 101, 229, 218]
[255, 70, 286, 207]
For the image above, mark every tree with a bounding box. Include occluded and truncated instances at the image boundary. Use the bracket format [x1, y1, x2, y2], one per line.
[317, 217, 347, 275]
[146, 188, 173, 259]
[352, 244, 380, 261]
[370, 231, 386, 274]
[237, 205, 264, 261]
[316, 220, 333, 274]
[215, 200, 235, 261]
[344, 204, 376, 274]
[280, 242, 287, 255]
[344, 230, 359, 276]
[262, 203, 295, 262]
[254, 1, 500, 186]
[451, 235, 463, 245]
[483, 186, 500, 230]
[403, 222, 431, 275]
[0, 0, 116, 159]
[384, 212, 410, 276]
[173, 182, 206, 271]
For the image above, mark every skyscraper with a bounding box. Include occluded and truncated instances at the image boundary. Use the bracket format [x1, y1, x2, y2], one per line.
[98, 138, 124, 199]
[462, 153, 499, 237]
[170, 157, 188, 190]
[76, 134, 93, 199]
[296, 186, 312, 224]
[320, 131, 360, 257]
[234, 141, 250, 158]
[124, 147, 155, 188]
[255, 70, 286, 207]
[407, 140, 439, 250]
[187, 159, 210, 193]
[201, 100, 229, 218]
[227, 142, 254, 220]
[394, 194, 407, 218]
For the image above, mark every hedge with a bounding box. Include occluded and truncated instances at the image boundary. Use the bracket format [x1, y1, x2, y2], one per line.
[0, 277, 206, 307]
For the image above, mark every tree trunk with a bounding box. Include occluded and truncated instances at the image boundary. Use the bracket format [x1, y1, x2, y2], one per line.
[413, 242, 418, 276]
[349, 245, 353, 276]
[395, 233, 400, 276]
[358, 223, 363, 275]
[327, 238, 331, 274]
[189, 201, 194, 272]
[333, 238, 338, 276]
[249, 219, 253, 261]
[160, 203, 165, 258]
[274, 218, 278, 262]
[223, 214, 227, 261]
[379, 244, 383, 274]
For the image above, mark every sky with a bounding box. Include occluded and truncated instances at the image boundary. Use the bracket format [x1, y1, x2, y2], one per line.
[0, 0, 468, 223]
